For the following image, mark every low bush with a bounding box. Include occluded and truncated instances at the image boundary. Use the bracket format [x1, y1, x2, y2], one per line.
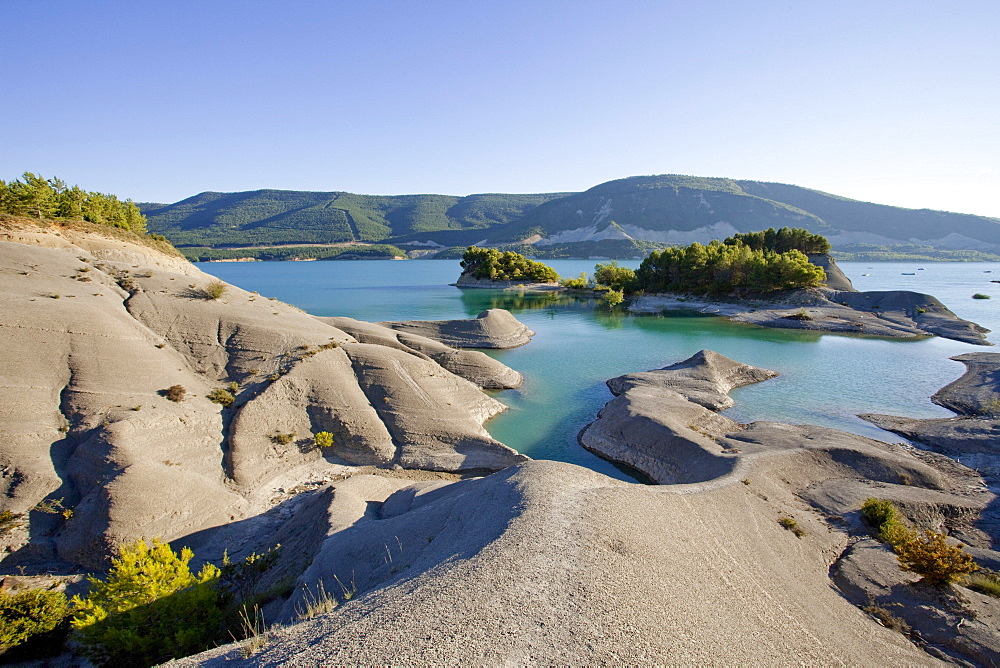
[71, 538, 224, 667]
[163, 385, 186, 402]
[778, 516, 806, 538]
[0, 510, 24, 536]
[313, 431, 334, 448]
[603, 289, 624, 307]
[861, 498, 911, 546]
[895, 529, 977, 585]
[206, 389, 235, 407]
[560, 272, 590, 289]
[270, 432, 296, 445]
[203, 280, 227, 300]
[972, 293, 991, 299]
[966, 570, 1000, 597]
[0, 589, 69, 654]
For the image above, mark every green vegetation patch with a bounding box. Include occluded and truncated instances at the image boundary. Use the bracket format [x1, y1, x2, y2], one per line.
[460, 247, 559, 282]
[632, 229, 827, 296]
[1, 173, 147, 234]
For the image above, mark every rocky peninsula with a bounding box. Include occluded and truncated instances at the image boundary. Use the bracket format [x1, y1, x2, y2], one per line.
[627, 255, 991, 345]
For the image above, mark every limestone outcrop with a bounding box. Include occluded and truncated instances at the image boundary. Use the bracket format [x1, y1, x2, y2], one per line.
[171, 461, 937, 666]
[629, 288, 991, 346]
[575, 349, 1000, 664]
[0, 226, 525, 569]
[318, 317, 523, 389]
[862, 353, 1000, 458]
[379, 308, 535, 349]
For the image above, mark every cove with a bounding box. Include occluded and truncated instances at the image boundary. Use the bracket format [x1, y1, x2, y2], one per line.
[199, 259, 1000, 482]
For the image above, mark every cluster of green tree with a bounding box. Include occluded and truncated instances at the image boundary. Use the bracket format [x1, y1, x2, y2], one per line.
[460, 246, 559, 282]
[1, 173, 147, 234]
[725, 226, 831, 254]
[633, 239, 826, 295]
[181, 244, 408, 262]
[1, 538, 289, 666]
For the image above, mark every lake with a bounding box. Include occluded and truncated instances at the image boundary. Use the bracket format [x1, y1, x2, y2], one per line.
[198, 259, 1000, 481]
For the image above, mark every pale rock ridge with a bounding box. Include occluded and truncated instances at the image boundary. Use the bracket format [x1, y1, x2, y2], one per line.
[174, 460, 940, 666]
[580, 350, 778, 483]
[861, 353, 1000, 458]
[379, 308, 535, 349]
[320, 316, 523, 388]
[0, 228, 525, 569]
[630, 287, 991, 346]
[931, 352, 1000, 416]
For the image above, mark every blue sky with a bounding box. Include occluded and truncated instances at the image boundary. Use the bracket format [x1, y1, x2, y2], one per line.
[2, 1, 998, 217]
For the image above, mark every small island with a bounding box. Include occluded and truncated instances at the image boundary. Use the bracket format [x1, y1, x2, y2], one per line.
[455, 228, 991, 346]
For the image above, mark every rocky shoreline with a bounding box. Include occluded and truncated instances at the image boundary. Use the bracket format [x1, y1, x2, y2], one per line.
[455, 257, 993, 346]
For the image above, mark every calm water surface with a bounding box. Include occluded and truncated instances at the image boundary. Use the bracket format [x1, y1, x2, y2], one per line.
[199, 259, 1000, 481]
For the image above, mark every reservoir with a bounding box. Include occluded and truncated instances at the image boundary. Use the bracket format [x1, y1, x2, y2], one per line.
[199, 259, 1000, 481]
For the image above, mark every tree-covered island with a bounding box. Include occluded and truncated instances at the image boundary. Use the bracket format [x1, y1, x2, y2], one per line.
[460, 246, 560, 283]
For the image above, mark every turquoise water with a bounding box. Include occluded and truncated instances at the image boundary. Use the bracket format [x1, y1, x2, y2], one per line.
[199, 259, 1000, 481]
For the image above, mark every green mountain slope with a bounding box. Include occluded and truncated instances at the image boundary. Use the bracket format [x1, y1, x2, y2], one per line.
[734, 181, 1000, 245]
[142, 175, 1000, 255]
[142, 190, 569, 247]
[488, 175, 829, 243]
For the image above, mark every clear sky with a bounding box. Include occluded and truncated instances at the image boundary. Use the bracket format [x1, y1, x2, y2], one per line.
[2, 0, 998, 217]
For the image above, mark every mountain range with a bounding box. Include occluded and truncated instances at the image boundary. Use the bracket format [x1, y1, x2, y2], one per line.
[141, 175, 1000, 259]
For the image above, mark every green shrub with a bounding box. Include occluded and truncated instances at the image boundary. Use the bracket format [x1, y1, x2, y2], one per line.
[71, 538, 223, 667]
[270, 432, 296, 445]
[861, 498, 912, 546]
[313, 431, 334, 448]
[0, 589, 69, 653]
[163, 385, 186, 402]
[966, 570, 1000, 597]
[560, 272, 590, 289]
[594, 261, 636, 292]
[894, 529, 978, 585]
[778, 516, 806, 538]
[0, 510, 24, 536]
[783, 308, 812, 321]
[206, 389, 235, 407]
[460, 247, 559, 282]
[603, 289, 624, 307]
[633, 234, 827, 296]
[203, 280, 227, 300]
[973, 293, 990, 299]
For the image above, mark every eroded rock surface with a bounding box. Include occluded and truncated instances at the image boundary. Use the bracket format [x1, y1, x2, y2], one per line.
[172, 461, 936, 666]
[0, 228, 524, 570]
[379, 308, 535, 349]
[578, 349, 1000, 665]
[579, 350, 777, 483]
[630, 288, 991, 346]
[320, 316, 523, 388]
[862, 353, 1000, 460]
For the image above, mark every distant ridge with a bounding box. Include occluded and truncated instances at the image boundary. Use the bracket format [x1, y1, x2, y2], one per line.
[141, 175, 1000, 257]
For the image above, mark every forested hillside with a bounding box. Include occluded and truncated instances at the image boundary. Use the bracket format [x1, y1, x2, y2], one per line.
[141, 190, 570, 247]
[141, 175, 1000, 258]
